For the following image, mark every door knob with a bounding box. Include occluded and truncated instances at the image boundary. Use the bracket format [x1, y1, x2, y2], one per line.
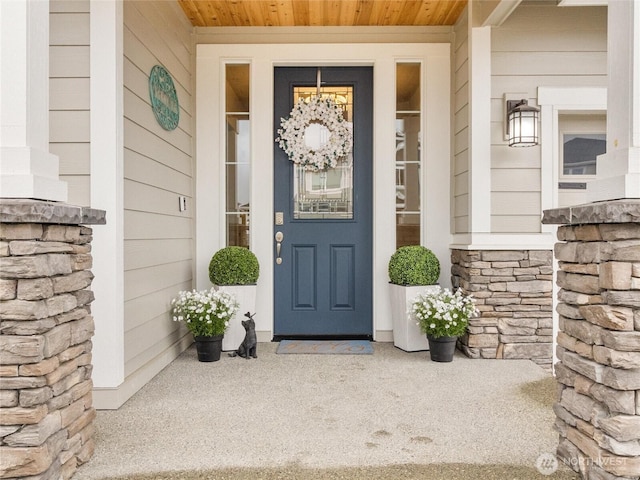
[275, 231, 284, 264]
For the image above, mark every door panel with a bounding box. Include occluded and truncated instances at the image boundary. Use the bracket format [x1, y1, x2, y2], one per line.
[293, 245, 316, 310]
[274, 66, 372, 338]
[330, 245, 355, 310]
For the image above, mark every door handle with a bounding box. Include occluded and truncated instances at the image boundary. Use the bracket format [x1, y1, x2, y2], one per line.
[275, 231, 284, 265]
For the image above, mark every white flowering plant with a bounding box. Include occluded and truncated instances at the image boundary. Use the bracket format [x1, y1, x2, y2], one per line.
[171, 288, 239, 337]
[411, 286, 478, 338]
[276, 95, 353, 172]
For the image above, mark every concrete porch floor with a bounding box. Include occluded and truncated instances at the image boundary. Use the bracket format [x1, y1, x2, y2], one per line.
[74, 342, 574, 479]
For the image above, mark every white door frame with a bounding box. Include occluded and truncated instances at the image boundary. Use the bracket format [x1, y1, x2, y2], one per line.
[195, 43, 451, 341]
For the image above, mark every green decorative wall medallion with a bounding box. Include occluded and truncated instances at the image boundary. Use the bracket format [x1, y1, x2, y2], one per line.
[149, 65, 179, 131]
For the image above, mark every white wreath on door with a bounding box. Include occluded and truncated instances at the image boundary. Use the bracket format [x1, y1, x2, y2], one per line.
[276, 96, 353, 172]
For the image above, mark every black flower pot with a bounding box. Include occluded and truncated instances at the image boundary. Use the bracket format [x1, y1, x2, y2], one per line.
[194, 335, 224, 362]
[426, 335, 457, 362]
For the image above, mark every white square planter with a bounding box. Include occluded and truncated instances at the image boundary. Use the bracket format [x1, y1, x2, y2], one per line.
[215, 285, 257, 352]
[390, 284, 439, 352]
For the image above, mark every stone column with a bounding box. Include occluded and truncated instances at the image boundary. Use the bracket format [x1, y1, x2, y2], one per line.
[0, 200, 105, 480]
[543, 200, 640, 479]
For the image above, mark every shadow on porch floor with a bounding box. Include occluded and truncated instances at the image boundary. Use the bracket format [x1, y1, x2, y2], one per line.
[74, 342, 577, 480]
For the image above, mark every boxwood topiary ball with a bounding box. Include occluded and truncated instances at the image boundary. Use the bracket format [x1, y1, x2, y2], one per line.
[209, 246, 260, 285]
[388, 245, 440, 286]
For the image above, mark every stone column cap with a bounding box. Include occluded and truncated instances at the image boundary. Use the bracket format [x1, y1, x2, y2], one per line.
[0, 199, 106, 225]
[542, 199, 640, 226]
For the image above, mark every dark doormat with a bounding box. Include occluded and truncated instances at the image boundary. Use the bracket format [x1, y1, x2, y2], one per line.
[276, 339, 373, 354]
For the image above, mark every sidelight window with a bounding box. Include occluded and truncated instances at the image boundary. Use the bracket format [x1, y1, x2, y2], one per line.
[395, 63, 421, 248]
[225, 64, 250, 247]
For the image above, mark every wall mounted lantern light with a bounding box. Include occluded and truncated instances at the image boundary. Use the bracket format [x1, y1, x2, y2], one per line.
[506, 99, 540, 147]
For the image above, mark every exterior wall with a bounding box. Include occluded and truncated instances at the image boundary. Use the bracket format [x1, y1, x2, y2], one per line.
[121, 1, 194, 385]
[49, 0, 90, 207]
[451, 249, 554, 367]
[490, 3, 607, 234]
[543, 201, 640, 479]
[452, 8, 470, 234]
[0, 200, 105, 480]
[451, 4, 606, 239]
[447, 3, 607, 365]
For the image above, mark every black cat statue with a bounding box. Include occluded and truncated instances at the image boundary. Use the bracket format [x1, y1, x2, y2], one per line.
[229, 312, 257, 359]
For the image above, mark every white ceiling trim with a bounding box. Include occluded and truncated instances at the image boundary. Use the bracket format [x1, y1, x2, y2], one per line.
[558, 0, 607, 6]
[480, 0, 523, 27]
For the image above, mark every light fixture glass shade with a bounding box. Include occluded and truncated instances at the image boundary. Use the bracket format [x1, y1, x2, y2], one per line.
[507, 101, 539, 147]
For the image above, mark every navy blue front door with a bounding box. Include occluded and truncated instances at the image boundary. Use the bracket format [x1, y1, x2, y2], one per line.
[273, 67, 373, 338]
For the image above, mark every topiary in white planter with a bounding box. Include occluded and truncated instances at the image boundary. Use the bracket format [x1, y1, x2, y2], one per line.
[390, 284, 439, 351]
[209, 246, 260, 351]
[388, 246, 440, 352]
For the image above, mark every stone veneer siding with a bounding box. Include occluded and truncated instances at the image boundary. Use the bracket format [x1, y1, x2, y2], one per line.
[451, 249, 554, 367]
[543, 200, 640, 480]
[0, 200, 105, 480]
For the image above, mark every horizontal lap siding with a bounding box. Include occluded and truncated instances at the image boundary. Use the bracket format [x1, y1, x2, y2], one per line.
[491, 168, 541, 233]
[123, 1, 194, 378]
[490, 4, 607, 233]
[49, 0, 90, 206]
[453, 8, 469, 234]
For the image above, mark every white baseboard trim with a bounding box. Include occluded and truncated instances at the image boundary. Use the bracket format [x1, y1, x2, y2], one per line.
[375, 330, 393, 342]
[93, 333, 193, 410]
[256, 330, 272, 343]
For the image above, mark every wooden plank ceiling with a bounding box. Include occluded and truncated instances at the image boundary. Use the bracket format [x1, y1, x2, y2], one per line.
[178, 0, 467, 27]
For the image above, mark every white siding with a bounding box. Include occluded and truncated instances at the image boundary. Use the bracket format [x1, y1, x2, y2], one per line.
[452, 7, 469, 234]
[123, 1, 194, 378]
[490, 3, 607, 233]
[49, 0, 90, 206]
